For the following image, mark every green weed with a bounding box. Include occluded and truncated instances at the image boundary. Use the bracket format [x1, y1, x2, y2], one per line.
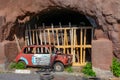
[9, 62, 26, 69]
[111, 58, 120, 77]
[65, 66, 73, 73]
[81, 62, 96, 77]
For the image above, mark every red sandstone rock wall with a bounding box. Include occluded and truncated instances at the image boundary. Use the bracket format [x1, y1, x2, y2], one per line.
[0, 0, 120, 57]
[92, 39, 113, 70]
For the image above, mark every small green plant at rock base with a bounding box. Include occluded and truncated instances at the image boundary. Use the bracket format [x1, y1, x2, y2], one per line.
[9, 62, 16, 69]
[65, 66, 73, 73]
[111, 58, 120, 77]
[15, 62, 26, 69]
[9, 62, 26, 69]
[81, 62, 96, 77]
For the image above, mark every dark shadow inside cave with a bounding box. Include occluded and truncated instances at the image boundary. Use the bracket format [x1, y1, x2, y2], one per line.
[28, 8, 92, 27]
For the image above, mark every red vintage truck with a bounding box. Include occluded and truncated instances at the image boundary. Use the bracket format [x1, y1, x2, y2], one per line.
[15, 45, 72, 72]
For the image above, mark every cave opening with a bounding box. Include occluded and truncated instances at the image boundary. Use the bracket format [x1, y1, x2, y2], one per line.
[38, 9, 90, 26]
[16, 8, 94, 64]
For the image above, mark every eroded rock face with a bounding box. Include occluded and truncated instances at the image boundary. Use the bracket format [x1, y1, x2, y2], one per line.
[0, 0, 120, 57]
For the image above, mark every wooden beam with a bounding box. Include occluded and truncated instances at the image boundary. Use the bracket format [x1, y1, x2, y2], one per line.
[55, 45, 91, 48]
[39, 30, 43, 53]
[30, 27, 92, 32]
[73, 29, 76, 63]
[72, 63, 86, 66]
[51, 24, 55, 45]
[47, 29, 51, 45]
[14, 34, 21, 52]
[35, 25, 39, 45]
[75, 32, 79, 63]
[40, 27, 92, 30]
[56, 30, 60, 49]
[47, 29, 51, 52]
[59, 23, 64, 46]
[70, 28, 73, 55]
[25, 29, 29, 46]
[80, 29, 83, 64]
[28, 25, 32, 45]
[83, 29, 86, 63]
[32, 30, 35, 45]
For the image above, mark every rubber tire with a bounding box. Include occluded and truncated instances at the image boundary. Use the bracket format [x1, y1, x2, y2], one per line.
[53, 62, 64, 72]
[18, 61, 27, 69]
[40, 73, 54, 80]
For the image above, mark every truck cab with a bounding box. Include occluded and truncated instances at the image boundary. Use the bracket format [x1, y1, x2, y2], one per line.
[15, 45, 72, 72]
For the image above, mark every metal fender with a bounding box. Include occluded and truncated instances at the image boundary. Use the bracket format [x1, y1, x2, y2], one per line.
[20, 57, 28, 65]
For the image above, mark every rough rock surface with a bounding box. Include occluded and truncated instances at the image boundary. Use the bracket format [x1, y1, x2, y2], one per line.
[0, 0, 120, 56]
[92, 39, 113, 70]
[0, 0, 120, 62]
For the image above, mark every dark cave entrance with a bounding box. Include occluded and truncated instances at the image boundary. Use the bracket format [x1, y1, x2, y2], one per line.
[28, 8, 92, 27]
[16, 8, 95, 65]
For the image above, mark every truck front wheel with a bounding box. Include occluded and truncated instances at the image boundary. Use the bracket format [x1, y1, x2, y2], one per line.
[53, 62, 64, 72]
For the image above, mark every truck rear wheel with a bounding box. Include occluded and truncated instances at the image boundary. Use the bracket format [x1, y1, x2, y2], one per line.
[53, 62, 64, 72]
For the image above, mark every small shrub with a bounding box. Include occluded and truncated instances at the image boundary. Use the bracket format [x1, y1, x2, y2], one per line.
[65, 66, 73, 73]
[111, 58, 120, 77]
[15, 62, 26, 69]
[81, 62, 96, 77]
[9, 62, 26, 69]
[9, 62, 17, 69]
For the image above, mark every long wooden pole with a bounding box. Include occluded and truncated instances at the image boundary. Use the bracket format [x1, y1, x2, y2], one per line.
[73, 29, 76, 63]
[65, 29, 69, 54]
[47, 29, 51, 52]
[80, 28, 83, 64]
[63, 29, 67, 54]
[83, 29, 86, 63]
[27, 25, 30, 46]
[56, 29, 59, 50]
[35, 24, 39, 45]
[28, 25, 32, 45]
[51, 24, 55, 45]
[47, 29, 51, 45]
[32, 30, 35, 45]
[14, 34, 21, 52]
[39, 30, 43, 53]
[43, 23, 46, 45]
[43, 23, 47, 52]
[71, 28, 73, 61]
[25, 26, 29, 46]
[69, 22, 71, 54]
[59, 22, 63, 45]
[75, 32, 79, 63]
